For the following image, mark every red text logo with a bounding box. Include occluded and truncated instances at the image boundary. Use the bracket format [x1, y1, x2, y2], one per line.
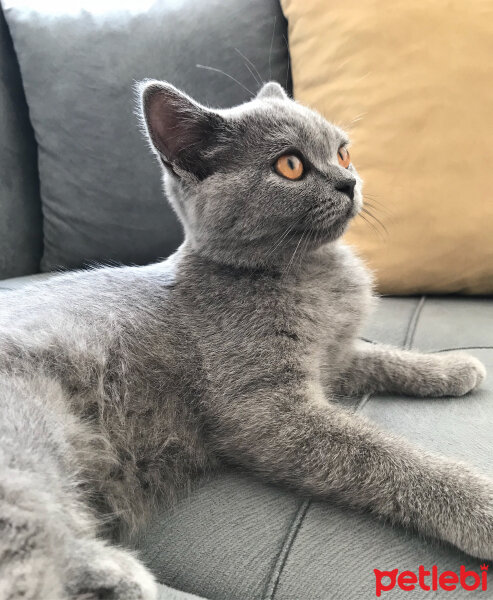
[374, 564, 488, 596]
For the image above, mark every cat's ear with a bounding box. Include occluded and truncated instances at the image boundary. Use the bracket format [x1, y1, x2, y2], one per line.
[139, 80, 222, 178]
[256, 81, 288, 101]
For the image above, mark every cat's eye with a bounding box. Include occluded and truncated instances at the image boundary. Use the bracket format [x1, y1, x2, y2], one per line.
[274, 154, 304, 180]
[338, 146, 351, 169]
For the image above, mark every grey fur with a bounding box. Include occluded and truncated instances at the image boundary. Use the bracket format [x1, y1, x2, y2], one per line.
[0, 81, 491, 599]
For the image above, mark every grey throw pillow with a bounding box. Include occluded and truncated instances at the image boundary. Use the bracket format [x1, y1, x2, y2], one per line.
[0, 7, 42, 279]
[2, 0, 291, 271]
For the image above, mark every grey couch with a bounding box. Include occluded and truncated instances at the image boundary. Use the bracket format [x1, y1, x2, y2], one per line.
[1, 1, 491, 598]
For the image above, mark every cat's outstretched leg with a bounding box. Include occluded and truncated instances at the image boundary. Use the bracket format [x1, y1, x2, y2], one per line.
[332, 340, 486, 398]
[0, 375, 157, 600]
[208, 385, 493, 559]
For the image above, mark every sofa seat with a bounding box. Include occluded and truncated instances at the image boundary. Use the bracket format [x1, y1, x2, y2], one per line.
[1, 274, 492, 599]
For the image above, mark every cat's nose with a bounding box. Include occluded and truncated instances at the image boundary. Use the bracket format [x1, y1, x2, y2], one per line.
[334, 178, 356, 201]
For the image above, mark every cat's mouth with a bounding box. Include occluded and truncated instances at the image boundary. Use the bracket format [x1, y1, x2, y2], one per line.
[307, 197, 356, 238]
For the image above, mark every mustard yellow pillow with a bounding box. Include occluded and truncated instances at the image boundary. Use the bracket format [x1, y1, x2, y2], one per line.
[281, 0, 493, 294]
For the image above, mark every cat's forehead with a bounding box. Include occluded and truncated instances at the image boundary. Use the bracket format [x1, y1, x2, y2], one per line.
[222, 98, 347, 157]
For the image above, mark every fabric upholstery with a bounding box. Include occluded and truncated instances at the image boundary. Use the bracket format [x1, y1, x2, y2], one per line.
[158, 583, 206, 600]
[0, 6, 41, 280]
[280, 0, 493, 294]
[2, 0, 291, 273]
[2, 273, 491, 598]
[136, 470, 304, 600]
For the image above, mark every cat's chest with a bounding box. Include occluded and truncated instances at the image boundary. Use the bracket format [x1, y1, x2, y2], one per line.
[279, 245, 373, 346]
[186, 244, 372, 364]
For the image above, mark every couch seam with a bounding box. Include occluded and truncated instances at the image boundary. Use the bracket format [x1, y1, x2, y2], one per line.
[431, 346, 493, 353]
[356, 296, 426, 414]
[404, 295, 426, 350]
[262, 499, 311, 600]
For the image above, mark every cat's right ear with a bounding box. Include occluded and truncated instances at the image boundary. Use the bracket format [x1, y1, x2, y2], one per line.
[139, 80, 221, 179]
[256, 81, 288, 101]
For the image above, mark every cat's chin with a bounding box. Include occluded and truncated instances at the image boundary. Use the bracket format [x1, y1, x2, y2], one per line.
[312, 211, 354, 243]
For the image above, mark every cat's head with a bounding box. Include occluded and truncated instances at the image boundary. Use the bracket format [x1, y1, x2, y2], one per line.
[139, 80, 362, 270]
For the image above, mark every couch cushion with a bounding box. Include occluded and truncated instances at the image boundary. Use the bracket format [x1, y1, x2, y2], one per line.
[0, 7, 42, 279]
[158, 584, 206, 600]
[3, 0, 291, 273]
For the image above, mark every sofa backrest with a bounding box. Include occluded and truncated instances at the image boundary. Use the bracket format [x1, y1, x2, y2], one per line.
[0, 7, 42, 280]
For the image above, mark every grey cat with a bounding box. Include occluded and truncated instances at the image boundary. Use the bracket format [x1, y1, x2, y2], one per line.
[0, 80, 491, 600]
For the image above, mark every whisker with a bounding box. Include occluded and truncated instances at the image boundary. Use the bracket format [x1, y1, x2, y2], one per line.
[363, 201, 389, 216]
[339, 112, 367, 132]
[269, 16, 277, 81]
[359, 210, 387, 241]
[362, 207, 388, 235]
[265, 207, 313, 258]
[234, 48, 263, 87]
[284, 231, 305, 276]
[265, 220, 300, 258]
[297, 225, 314, 269]
[363, 194, 388, 210]
[282, 34, 290, 91]
[358, 212, 381, 237]
[196, 64, 254, 97]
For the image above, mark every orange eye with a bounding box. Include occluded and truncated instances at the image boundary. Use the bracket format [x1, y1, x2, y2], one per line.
[274, 154, 304, 180]
[338, 146, 351, 169]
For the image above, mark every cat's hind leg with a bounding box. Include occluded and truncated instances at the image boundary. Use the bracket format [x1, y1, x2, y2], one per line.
[0, 375, 83, 599]
[64, 538, 157, 600]
[333, 340, 486, 398]
[0, 485, 157, 600]
[0, 495, 65, 600]
[0, 375, 157, 600]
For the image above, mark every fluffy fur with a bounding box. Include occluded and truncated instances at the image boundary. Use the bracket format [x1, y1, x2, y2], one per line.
[0, 81, 491, 599]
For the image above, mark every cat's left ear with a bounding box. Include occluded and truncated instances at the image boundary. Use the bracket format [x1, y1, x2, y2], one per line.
[256, 81, 288, 101]
[139, 80, 224, 179]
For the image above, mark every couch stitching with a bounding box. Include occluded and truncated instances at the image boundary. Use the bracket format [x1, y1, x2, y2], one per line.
[404, 295, 426, 350]
[262, 499, 311, 600]
[356, 297, 426, 414]
[431, 346, 493, 353]
[360, 342, 492, 356]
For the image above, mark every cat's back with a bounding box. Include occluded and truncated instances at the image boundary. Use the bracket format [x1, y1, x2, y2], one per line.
[0, 255, 192, 383]
[0, 258, 178, 332]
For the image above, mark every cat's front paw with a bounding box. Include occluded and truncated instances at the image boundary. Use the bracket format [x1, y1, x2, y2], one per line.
[430, 353, 486, 397]
[65, 539, 157, 600]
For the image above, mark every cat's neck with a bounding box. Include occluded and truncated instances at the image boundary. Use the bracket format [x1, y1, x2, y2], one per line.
[179, 236, 342, 279]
